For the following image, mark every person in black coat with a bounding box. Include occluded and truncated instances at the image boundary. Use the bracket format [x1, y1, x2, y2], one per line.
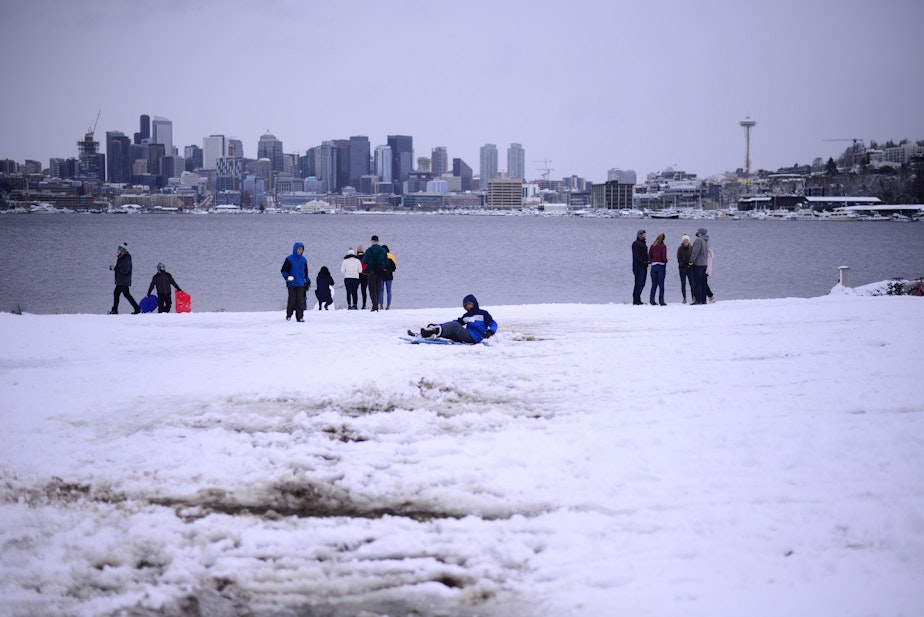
[631, 230, 649, 305]
[314, 266, 335, 310]
[109, 242, 141, 314]
[147, 263, 183, 313]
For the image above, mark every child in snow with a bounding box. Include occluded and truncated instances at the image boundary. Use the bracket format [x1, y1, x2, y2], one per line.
[146, 262, 183, 313]
[412, 294, 497, 344]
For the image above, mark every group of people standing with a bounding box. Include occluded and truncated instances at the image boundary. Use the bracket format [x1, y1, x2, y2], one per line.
[281, 234, 397, 322]
[632, 228, 714, 306]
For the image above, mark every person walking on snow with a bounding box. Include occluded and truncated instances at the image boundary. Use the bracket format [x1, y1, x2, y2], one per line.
[109, 242, 141, 314]
[281, 241, 310, 321]
[146, 263, 182, 313]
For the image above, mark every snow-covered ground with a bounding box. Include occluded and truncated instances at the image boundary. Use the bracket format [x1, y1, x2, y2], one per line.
[1, 285, 923, 617]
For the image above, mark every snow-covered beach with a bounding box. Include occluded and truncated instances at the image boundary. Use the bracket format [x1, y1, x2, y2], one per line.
[1, 285, 922, 617]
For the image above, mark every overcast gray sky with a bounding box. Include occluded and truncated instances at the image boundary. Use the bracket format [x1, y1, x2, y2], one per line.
[2, 0, 922, 181]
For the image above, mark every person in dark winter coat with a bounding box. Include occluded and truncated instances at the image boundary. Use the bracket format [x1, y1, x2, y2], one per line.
[415, 294, 498, 344]
[676, 234, 693, 304]
[146, 263, 183, 313]
[631, 229, 649, 305]
[314, 266, 335, 310]
[690, 228, 710, 305]
[355, 244, 368, 309]
[378, 244, 397, 310]
[109, 242, 141, 314]
[361, 235, 387, 312]
[280, 241, 310, 321]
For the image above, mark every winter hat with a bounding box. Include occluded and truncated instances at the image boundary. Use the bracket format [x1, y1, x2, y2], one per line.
[681, 234, 691, 243]
[637, 229, 646, 239]
[117, 242, 128, 252]
[347, 248, 355, 255]
[697, 228, 708, 236]
[157, 262, 165, 272]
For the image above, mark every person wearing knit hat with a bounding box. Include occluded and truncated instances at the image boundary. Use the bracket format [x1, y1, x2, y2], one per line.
[677, 234, 694, 304]
[690, 228, 711, 305]
[108, 242, 141, 314]
[341, 247, 363, 310]
[631, 229, 649, 305]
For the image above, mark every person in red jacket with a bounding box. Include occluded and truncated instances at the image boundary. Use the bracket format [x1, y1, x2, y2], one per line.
[647, 232, 668, 306]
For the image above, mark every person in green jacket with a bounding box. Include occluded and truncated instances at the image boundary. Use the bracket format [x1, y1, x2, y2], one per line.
[361, 235, 387, 312]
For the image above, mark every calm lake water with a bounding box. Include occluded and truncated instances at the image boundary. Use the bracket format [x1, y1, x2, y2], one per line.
[1, 212, 923, 314]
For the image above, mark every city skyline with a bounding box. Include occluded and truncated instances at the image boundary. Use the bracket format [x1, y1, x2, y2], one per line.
[1, 0, 922, 181]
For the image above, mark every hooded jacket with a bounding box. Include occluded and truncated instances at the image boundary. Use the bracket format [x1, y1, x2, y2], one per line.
[148, 270, 181, 296]
[457, 294, 498, 344]
[281, 242, 310, 288]
[632, 235, 649, 269]
[691, 230, 710, 267]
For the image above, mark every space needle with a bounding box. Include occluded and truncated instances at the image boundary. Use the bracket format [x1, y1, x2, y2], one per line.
[740, 115, 757, 180]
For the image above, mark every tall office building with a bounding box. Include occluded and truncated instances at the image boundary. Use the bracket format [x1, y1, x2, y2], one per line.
[387, 135, 413, 186]
[431, 147, 449, 177]
[152, 116, 173, 156]
[77, 129, 104, 183]
[134, 114, 150, 145]
[184, 145, 203, 171]
[333, 139, 350, 190]
[227, 138, 244, 159]
[348, 136, 371, 188]
[374, 145, 392, 183]
[315, 141, 338, 193]
[507, 143, 525, 180]
[106, 131, 131, 183]
[453, 158, 473, 192]
[258, 133, 284, 172]
[202, 135, 226, 170]
[480, 144, 498, 186]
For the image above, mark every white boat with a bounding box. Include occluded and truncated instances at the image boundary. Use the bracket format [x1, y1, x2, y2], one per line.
[618, 209, 645, 218]
[814, 210, 859, 221]
[648, 209, 680, 219]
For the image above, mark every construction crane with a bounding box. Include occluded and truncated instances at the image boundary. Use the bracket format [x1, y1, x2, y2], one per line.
[534, 159, 554, 181]
[822, 138, 864, 146]
[85, 110, 101, 141]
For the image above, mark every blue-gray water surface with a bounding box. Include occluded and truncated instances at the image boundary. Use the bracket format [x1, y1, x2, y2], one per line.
[1, 212, 923, 314]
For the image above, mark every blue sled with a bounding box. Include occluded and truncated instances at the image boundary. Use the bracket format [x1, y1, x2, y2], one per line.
[139, 295, 158, 313]
[399, 336, 463, 345]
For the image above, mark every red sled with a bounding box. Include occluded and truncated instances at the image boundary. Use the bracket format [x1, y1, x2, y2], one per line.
[175, 290, 191, 313]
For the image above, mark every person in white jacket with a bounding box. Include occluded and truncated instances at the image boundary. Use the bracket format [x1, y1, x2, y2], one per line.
[340, 248, 363, 310]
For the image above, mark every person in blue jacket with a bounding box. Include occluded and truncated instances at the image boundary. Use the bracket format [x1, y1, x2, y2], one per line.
[280, 241, 310, 322]
[415, 294, 498, 344]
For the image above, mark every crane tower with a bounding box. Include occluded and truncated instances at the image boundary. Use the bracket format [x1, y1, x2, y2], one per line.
[740, 115, 756, 180]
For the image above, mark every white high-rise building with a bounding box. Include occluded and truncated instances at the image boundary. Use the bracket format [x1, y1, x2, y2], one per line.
[374, 145, 392, 183]
[202, 135, 226, 170]
[507, 143, 525, 180]
[152, 116, 173, 156]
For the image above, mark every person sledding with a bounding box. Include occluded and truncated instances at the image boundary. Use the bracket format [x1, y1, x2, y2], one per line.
[410, 294, 497, 344]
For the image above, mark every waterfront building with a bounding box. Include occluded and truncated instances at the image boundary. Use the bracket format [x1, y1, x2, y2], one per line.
[592, 179, 635, 210]
[480, 144, 499, 185]
[184, 145, 203, 171]
[487, 177, 523, 209]
[507, 143, 525, 180]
